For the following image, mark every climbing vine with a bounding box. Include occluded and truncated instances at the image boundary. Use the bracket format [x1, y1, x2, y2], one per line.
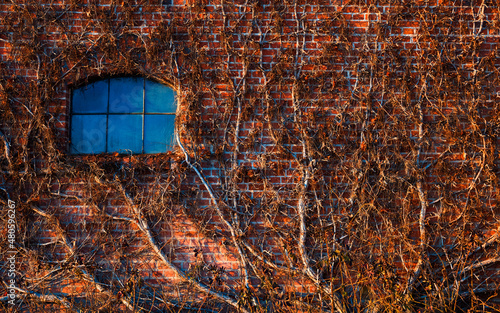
[0, 0, 499, 312]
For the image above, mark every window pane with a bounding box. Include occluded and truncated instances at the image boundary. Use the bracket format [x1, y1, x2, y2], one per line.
[70, 115, 107, 154]
[108, 115, 143, 153]
[145, 80, 176, 113]
[72, 80, 108, 113]
[109, 77, 144, 113]
[144, 115, 176, 153]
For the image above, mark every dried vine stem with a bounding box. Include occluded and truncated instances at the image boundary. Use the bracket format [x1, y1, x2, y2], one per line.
[1, 286, 76, 312]
[176, 129, 262, 305]
[296, 164, 346, 313]
[30, 205, 136, 312]
[229, 49, 251, 291]
[112, 181, 250, 313]
[441, 257, 500, 298]
[406, 78, 429, 292]
[289, 4, 345, 306]
[0, 130, 12, 169]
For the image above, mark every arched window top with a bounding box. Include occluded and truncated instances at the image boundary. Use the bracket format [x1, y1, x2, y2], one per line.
[70, 77, 177, 154]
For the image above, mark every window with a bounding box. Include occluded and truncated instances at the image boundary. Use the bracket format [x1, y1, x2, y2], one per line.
[70, 77, 177, 154]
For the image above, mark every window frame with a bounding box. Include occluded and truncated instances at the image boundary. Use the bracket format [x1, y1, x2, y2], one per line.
[69, 76, 177, 155]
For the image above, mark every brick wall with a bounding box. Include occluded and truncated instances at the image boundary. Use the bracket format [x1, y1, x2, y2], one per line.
[1, 0, 499, 312]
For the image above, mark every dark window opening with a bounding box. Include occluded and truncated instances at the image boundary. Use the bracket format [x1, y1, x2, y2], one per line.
[70, 77, 177, 154]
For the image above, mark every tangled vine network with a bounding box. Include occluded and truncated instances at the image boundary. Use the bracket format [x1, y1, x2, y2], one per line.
[0, 0, 499, 312]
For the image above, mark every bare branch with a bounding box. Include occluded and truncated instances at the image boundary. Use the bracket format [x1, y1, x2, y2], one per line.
[1, 285, 76, 312]
[30, 205, 136, 312]
[114, 183, 250, 313]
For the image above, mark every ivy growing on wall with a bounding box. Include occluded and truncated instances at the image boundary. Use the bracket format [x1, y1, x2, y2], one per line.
[0, 0, 499, 312]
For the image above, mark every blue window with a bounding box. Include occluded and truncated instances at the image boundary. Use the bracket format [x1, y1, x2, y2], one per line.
[70, 77, 177, 154]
